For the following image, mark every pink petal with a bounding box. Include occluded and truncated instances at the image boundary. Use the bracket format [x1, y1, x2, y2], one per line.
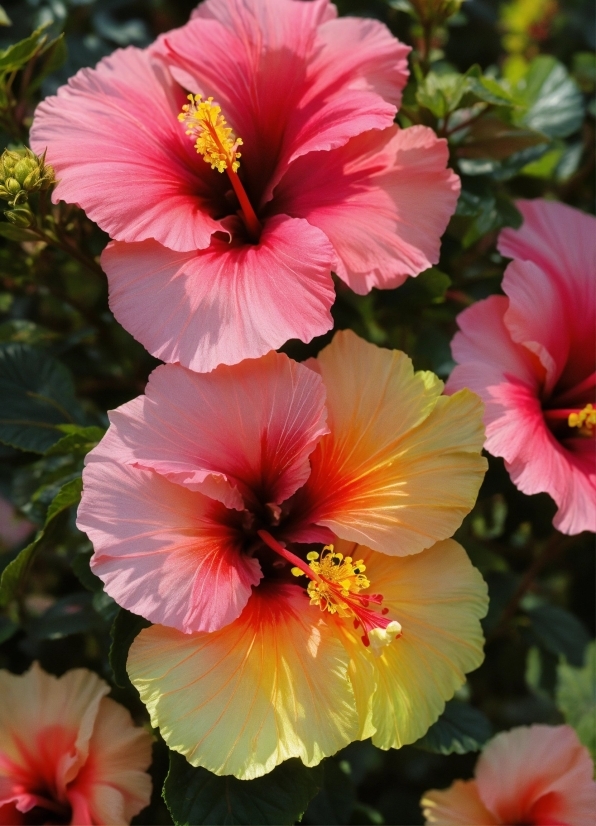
[272, 126, 460, 294]
[306, 15, 410, 111]
[88, 396, 243, 512]
[499, 200, 596, 301]
[158, 0, 400, 204]
[499, 202, 596, 394]
[87, 354, 329, 509]
[30, 47, 225, 252]
[102, 215, 335, 372]
[78, 462, 261, 633]
[475, 725, 596, 826]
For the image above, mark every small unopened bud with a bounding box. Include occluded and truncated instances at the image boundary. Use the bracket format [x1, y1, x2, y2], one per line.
[0, 146, 55, 207]
[4, 205, 34, 227]
[5, 178, 21, 196]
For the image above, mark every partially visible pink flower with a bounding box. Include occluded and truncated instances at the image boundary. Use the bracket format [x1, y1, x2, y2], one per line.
[0, 663, 152, 825]
[446, 200, 596, 534]
[421, 724, 596, 826]
[31, 0, 460, 373]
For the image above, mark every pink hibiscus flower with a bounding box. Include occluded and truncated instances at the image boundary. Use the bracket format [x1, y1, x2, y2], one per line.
[0, 663, 152, 826]
[421, 724, 596, 825]
[446, 200, 596, 535]
[77, 331, 488, 777]
[30, 0, 460, 373]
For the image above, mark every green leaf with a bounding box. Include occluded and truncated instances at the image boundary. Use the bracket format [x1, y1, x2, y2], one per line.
[0, 343, 82, 453]
[526, 604, 590, 667]
[461, 193, 522, 248]
[414, 700, 493, 755]
[110, 608, 151, 689]
[0, 223, 40, 242]
[302, 759, 355, 825]
[467, 75, 517, 107]
[0, 25, 48, 72]
[417, 71, 470, 118]
[45, 476, 82, 522]
[45, 425, 105, 457]
[164, 753, 323, 826]
[557, 641, 596, 761]
[516, 56, 584, 139]
[0, 476, 82, 606]
[0, 6, 12, 26]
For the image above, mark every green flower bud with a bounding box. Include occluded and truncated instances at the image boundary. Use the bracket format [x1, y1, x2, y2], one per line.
[0, 150, 19, 176]
[0, 146, 55, 206]
[4, 205, 34, 227]
[13, 157, 39, 186]
[5, 177, 21, 196]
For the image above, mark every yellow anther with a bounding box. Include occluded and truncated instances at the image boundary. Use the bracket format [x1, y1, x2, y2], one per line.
[178, 95, 242, 173]
[301, 545, 371, 617]
[568, 403, 596, 436]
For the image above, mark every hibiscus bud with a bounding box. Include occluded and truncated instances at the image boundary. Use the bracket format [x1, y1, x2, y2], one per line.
[0, 146, 54, 206]
[410, 0, 465, 24]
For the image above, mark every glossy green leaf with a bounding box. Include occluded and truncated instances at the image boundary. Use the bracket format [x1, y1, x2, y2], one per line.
[557, 641, 596, 761]
[417, 71, 470, 117]
[164, 753, 323, 826]
[45, 425, 105, 457]
[516, 56, 584, 138]
[414, 700, 493, 754]
[0, 343, 82, 453]
[468, 75, 517, 106]
[0, 25, 48, 72]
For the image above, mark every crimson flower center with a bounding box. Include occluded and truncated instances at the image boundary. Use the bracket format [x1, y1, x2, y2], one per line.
[178, 94, 262, 241]
[542, 370, 596, 440]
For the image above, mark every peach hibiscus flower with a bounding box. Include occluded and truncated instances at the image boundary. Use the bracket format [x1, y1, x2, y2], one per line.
[30, 0, 460, 373]
[77, 331, 488, 778]
[446, 200, 596, 535]
[0, 663, 152, 825]
[421, 724, 596, 826]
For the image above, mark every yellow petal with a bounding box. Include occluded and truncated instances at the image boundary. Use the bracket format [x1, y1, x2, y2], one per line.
[332, 537, 488, 748]
[300, 330, 487, 556]
[128, 584, 358, 779]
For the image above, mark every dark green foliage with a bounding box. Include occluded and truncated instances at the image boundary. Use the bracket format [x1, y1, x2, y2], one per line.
[164, 754, 323, 826]
[0, 343, 83, 452]
[414, 700, 493, 755]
